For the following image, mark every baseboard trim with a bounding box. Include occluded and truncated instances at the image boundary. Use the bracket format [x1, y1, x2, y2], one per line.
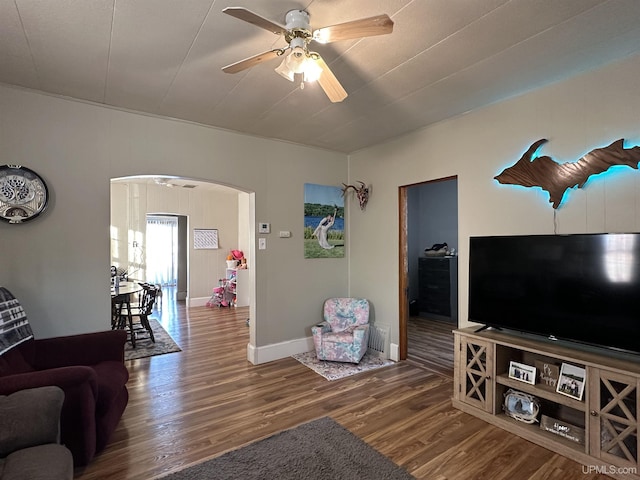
[189, 297, 248, 308]
[188, 296, 210, 307]
[247, 336, 314, 365]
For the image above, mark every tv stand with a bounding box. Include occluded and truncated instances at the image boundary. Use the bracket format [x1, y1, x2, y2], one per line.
[453, 327, 640, 480]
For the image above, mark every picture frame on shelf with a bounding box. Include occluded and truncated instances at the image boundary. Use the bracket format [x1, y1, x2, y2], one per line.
[508, 361, 536, 385]
[534, 360, 560, 392]
[556, 363, 586, 401]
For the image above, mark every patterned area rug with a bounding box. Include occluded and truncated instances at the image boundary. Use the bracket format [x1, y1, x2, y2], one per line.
[124, 318, 181, 361]
[292, 351, 395, 381]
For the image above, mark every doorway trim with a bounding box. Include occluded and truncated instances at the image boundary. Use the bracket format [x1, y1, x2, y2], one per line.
[398, 176, 458, 361]
[398, 185, 409, 360]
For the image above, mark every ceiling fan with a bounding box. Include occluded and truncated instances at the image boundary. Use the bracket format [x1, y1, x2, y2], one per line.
[221, 7, 394, 102]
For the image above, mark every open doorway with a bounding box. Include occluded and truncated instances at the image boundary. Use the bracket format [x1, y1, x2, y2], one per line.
[399, 177, 458, 375]
[146, 214, 188, 301]
[110, 176, 253, 311]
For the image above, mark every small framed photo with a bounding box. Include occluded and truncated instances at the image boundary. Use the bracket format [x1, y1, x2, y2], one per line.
[509, 361, 536, 385]
[556, 363, 586, 401]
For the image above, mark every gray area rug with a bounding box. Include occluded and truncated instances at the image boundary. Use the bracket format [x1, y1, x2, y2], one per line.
[160, 417, 414, 479]
[124, 318, 181, 361]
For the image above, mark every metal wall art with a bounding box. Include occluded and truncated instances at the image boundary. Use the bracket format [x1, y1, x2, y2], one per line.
[495, 139, 640, 209]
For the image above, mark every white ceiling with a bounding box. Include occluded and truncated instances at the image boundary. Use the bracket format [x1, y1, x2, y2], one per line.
[2, 0, 640, 154]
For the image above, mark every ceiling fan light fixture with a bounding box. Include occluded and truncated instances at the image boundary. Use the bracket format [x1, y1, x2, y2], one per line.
[275, 56, 295, 81]
[312, 30, 331, 44]
[275, 44, 313, 82]
[303, 57, 323, 83]
[288, 46, 307, 74]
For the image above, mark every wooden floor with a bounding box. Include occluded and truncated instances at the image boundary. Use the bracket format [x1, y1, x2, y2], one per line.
[407, 316, 456, 377]
[75, 297, 609, 479]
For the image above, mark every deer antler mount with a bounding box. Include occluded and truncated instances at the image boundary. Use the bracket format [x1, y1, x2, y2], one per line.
[341, 181, 370, 210]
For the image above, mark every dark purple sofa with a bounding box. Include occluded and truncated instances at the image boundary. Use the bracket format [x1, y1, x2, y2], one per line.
[0, 330, 129, 466]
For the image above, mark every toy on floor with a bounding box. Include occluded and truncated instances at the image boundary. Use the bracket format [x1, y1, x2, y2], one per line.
[206, 278, 235, 308]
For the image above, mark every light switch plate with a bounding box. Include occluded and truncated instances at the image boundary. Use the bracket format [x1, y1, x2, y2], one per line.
[258, 238, 266, 250]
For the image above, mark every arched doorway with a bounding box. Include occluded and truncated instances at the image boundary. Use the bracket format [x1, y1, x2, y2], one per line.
[110, 175, 253, 310]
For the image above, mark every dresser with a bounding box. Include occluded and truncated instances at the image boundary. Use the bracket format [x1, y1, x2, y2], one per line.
[418, 256, 458, 322]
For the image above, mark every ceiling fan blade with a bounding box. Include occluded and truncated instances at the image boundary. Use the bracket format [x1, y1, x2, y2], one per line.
[312, 14, 394, 44]
[314, 56, 347, 103]
[222, 7, 286, 35]
[222, 49, 284, 74]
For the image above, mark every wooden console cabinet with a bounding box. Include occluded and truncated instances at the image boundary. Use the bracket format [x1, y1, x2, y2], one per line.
[453, 327, 640, 480]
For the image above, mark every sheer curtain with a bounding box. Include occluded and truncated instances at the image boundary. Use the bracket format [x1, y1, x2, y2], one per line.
[146, 215, 178, 286]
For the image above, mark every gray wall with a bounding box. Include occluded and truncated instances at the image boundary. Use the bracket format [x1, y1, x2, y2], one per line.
[407, 179, 458, 301]
[3, 51, 640, 358]
[0, 84, 348, 363]
[348, 53, 640, 344]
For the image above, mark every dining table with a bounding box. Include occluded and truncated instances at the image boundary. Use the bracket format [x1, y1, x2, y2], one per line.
[110, 280, 143, 299]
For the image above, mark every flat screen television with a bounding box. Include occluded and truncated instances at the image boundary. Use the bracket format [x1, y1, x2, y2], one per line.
[469, 233, 640, 355]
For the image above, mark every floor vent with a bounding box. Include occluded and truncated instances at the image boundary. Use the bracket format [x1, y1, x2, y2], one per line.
[368, 323, 390, 357]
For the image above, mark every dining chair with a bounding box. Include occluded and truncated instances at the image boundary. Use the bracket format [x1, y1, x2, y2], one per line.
[112, 283, 157, 346]
[126, 284, 158, 344]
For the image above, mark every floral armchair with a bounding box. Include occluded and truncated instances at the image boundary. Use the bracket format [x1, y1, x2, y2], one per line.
[311, 298, 370, 363]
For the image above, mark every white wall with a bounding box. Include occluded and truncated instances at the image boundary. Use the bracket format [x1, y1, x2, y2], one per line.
[0, 85, 348, 361]
[348, 53, 640, 346]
